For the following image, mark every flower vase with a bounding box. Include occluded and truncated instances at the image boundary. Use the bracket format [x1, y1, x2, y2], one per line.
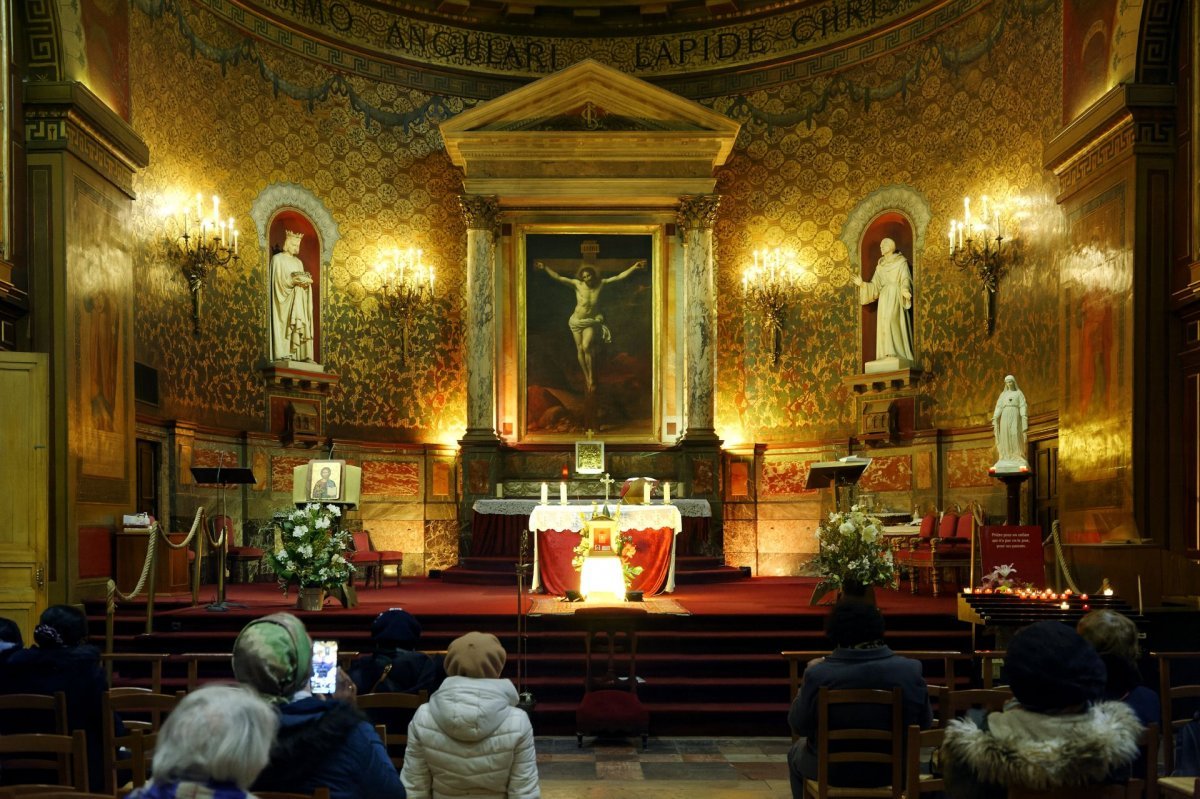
[839, 580, 877, 606]
[298, 586, 325, 611]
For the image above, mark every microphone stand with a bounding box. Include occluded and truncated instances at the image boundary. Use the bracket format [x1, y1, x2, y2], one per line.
[516, 528, 536, 713]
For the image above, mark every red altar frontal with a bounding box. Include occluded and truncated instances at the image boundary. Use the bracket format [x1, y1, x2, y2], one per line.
[529, 503, 683, 596]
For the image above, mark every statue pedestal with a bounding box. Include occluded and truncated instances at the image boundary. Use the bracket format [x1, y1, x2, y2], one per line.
[864, 356, 916, 375]
[990, 469, 1032, 525]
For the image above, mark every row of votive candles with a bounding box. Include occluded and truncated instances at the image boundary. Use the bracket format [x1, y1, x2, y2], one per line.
[533, 481, 672, 505]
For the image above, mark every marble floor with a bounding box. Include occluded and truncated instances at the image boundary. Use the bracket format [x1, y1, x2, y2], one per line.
[537, 737, 793, 799]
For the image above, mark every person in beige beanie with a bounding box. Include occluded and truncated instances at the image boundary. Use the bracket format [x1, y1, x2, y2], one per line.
[402, 632, 539, 798]
[443, 631, 506, 680]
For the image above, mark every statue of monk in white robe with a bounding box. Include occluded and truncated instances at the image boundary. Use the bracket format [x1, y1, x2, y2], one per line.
[853, 237, 915, 363]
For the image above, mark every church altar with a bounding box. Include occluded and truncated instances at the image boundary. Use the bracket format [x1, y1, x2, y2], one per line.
[524, 503, 686, 596]
[470, 498, 711, 561]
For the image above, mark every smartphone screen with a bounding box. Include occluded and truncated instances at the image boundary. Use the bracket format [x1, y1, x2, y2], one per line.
[311, 639, 339, 695]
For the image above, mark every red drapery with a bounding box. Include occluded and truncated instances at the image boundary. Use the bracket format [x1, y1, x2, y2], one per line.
[536, 527, 675, 596]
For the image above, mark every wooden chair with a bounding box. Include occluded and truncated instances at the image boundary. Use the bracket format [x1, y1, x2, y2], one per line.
[102, 687, 183, 794]
[0, 730, 89, 792]
[1160, 777, 1200, 799]
[255, 791, 332, 799]
[803, 686, 904, 799]
[356, 690, 429, 769]
[214, 514, 265, 584]
[575, 605, 650, 749]
[894, 515, 937, 590]
[178, 652, 233, 691]
[101, 652, 168, 693]
[0, 692, 69, 735]
[365, 531, 404, 588]
[904, 724, 944, 797]
[1007, 780, 1144, 799]
[904, 512, 971, 597]
[975, 650, 1008, 689]
[348, 532, 382, 589]
[1153, 651, 1200, 774]
[935, 687, 1012, 727]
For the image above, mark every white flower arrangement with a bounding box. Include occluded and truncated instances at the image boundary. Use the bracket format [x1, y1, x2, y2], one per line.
[812, 504, 896, 594]
[266, 503, 355, 590]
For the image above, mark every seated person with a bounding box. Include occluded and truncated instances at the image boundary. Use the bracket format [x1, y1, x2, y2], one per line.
[0, 605, 123, 790]
[0, 617, 21, 664]
[400, 632, 539, 799]
[349, 609, 444, 695]
[1077, 609, 1160, 778]
[128, 683, 277, 799]
[232, 613, 404, 799]
[787, 600, 933, 795]
[942, 621, 1143, 799]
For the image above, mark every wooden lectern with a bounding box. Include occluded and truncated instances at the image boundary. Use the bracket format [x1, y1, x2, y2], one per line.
[190, 466, 257, 611]
[805, 458, 872, 513]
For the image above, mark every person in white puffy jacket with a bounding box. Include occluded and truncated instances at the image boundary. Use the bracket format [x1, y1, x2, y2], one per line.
[401, 632, 540, 799]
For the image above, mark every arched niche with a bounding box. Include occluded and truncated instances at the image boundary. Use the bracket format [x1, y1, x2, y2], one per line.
[267, 211, 322, 363]
[250, 183, 340, 366]
[841, 184, 931, 373]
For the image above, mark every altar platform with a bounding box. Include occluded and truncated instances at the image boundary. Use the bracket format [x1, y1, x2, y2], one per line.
[89, 576, 967, 737]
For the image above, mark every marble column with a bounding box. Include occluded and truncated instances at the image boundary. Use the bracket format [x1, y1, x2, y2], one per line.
[458, 195, 501, 443]
[677, 195, 722, 443]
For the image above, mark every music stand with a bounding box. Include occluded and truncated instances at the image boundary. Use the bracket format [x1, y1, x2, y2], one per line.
[190, 466, 257, 612]
[805, 458, 871, 513]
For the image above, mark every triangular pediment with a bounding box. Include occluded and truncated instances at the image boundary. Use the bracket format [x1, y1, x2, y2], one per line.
[439, 60, 740, 205]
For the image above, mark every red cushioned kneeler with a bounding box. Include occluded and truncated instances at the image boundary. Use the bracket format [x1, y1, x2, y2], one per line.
[574, 606, 649, 749]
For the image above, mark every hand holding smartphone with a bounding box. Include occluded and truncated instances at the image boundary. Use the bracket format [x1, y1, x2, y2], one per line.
[311, 639, 339, 695]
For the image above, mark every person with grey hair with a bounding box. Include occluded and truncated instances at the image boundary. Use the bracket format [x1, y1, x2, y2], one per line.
[127, 684, 278, 799]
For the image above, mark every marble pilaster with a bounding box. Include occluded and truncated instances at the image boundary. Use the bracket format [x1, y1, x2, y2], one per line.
[677, 195, 721, 442]
[458, 195, 501, 443]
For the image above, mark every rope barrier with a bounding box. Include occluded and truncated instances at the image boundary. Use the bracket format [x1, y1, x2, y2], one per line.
[105, 508, 208, 674]
[1049, 519, 1080, 594]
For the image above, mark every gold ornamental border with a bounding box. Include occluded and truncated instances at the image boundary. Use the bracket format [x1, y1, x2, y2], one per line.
[181, 0, 990, 98]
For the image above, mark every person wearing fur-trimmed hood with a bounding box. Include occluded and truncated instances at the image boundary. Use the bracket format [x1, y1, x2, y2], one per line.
[941, 621, 1143, 799]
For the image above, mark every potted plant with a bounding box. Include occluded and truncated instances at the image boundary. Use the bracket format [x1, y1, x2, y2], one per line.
[266, 503, 355, 610]
[810, 505, 896, 605]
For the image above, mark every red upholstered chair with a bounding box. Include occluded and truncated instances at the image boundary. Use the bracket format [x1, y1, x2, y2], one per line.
[213, 514, 265, 584]
[894, 514, 937, 589]
[905, 511, 970, 597]
[349, 531, 382, 589]
[575, 606, 649, 749]
[368, 532, 404, 588]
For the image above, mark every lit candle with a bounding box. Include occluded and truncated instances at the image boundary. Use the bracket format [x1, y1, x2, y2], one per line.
[948, 222, 955, 255]
[963, 587, 973, 595]
[495, 483, 504, 498]
[560, 481, 568, 505]
[540, 482, 548, 505]
[963, 196, 971, 228]
[1103, 588, 1114, 597]
[643, 481, 651, 504]
[233, 229, 239, 255]
[1079, 594, 1088, 601]
[663, 481, 671, 504]
[183, 206, 190, 237]
[1060, 601, 1070, 610]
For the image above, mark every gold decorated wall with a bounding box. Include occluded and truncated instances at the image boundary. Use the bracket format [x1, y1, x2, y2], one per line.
[129, 2, 1063, 446]
[129, 9, 469, 441]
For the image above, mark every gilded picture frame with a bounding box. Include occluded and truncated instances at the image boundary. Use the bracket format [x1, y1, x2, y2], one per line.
[308, 459, 345, 502]
[518, 225, 661, 442]
[575, 440, 606, 474]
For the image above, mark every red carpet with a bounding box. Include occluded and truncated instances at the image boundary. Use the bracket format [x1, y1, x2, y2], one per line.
[93, 577, 966, 737]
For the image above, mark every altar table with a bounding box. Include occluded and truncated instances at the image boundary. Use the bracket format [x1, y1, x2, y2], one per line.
[471, 498, 711, 559]
[527, 503, 684, 596]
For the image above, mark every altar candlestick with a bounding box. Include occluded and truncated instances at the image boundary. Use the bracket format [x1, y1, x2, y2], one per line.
[643, 481, 651, 504]
[540, 483, 548, 505]
[560, 481, 568, 505]
[663, 481, 671, 504]
[495, 483, 504, 498]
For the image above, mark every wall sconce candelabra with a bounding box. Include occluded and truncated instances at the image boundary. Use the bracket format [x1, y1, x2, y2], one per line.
[175, 193, 239, 334]
[949, 195, 1009, 334]
[375, 247, 436, 365]
[742, 247, 803, 365]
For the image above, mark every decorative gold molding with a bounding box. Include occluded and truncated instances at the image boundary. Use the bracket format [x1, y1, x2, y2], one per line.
[458, 195, 500, 232]
[23, 82, 150, 199]
[676, 195, 721, 233]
